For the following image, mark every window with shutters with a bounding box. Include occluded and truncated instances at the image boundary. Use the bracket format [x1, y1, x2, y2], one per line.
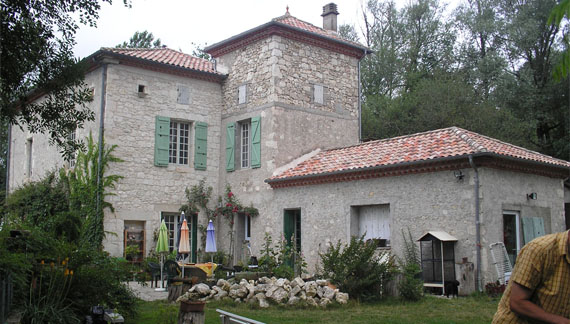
[239, 120, 250, 168]
[226, 117, 260, 172]
[169, 121, 190, 165]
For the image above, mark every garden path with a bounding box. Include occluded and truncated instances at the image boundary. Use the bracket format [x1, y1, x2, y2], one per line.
[128, 281, 168, 301]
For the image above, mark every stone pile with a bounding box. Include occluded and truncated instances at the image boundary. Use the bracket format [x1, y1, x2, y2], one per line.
[176, 276, 349, 308]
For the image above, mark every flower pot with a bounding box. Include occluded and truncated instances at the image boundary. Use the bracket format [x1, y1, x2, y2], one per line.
[180, 300, 205, 313]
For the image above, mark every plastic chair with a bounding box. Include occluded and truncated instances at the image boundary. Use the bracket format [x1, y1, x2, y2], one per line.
[163, 260, 181, 287]
[489, 242, 513, 285]
[147, 262, 162, 288]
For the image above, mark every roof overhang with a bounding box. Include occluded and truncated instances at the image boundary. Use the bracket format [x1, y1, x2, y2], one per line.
[265, 152, 570, 189]
[417, 231, 458, 242]
[84, 49, 227, 83]
[205, 21, 371, 59]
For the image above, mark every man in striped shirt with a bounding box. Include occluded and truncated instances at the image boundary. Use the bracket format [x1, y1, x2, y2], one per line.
[492, 230, 570, 324]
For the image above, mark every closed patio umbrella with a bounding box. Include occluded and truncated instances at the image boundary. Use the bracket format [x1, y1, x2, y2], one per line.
[178, 218, 191, 277]
[155, 219, 169, 291]
[175, 212, 186, 261]
[205, 219, 217, 264]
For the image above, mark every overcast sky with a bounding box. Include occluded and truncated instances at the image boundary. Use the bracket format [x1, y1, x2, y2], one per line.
[74, 0, 460, 58]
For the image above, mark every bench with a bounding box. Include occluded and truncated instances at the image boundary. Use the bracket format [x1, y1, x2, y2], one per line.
[216, 309, 265, 324]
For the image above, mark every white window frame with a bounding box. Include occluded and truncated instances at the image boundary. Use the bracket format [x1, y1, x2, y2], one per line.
[503, 210, 521, 264]
[245, 214, 252, 241]
[161, 213, 179, 253]
[240, 121, 250, 168]
[169, 120, 190, 165]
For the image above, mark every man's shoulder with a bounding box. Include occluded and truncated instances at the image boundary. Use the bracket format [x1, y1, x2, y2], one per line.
[526, 231, 564, 251]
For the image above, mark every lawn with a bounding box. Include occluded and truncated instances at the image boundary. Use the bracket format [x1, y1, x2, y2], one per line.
[125, 295, 500, 324]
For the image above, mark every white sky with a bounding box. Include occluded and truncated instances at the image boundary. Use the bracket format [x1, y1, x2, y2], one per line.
[73, 0, 460, 58]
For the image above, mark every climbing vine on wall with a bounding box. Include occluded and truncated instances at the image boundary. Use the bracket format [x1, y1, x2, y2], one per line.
[179, 180, 259, 257]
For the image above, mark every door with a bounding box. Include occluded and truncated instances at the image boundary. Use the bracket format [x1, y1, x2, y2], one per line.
[284, 209, 301, 266]
[503, 211, 520, 266]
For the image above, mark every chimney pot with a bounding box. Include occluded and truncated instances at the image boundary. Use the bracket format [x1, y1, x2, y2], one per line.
[321, 3, 339, 32]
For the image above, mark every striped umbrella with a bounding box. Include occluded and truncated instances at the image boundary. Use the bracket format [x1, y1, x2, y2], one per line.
[155, 219, 169, 291]
[178, 218, 191, 277]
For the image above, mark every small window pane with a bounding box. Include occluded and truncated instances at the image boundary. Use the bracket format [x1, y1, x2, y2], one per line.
[241, 122, 250, 168]
[169, 121, 190, 165]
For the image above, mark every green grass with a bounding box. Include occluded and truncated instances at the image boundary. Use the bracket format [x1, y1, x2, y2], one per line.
[125, 295, 500, 324]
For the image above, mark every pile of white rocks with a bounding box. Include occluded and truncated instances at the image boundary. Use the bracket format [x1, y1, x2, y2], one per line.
[176, 276, 349, 308]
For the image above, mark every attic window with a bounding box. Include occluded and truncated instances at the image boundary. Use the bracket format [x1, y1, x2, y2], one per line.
[177, 85, 190, 104]
[238, 84, 247, 104]
[138, 84, 147, 97]
[314, 84, 324, 104]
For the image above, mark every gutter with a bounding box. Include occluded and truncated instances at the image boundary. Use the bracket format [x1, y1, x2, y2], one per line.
[358, 58, 362, 143]
[468, 155, 482, 292]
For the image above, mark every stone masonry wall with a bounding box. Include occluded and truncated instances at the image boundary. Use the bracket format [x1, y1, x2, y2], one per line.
[217, 35, 359, 117]
[8, 68, 102, 190]
[262, 167, 565, 290]
[102, 64, 222, 256]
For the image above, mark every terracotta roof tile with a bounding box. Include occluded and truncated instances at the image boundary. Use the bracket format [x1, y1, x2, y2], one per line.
[272, 13, 366, 49]
[269, 127, 570, 181]
[101, 47, 220, 74]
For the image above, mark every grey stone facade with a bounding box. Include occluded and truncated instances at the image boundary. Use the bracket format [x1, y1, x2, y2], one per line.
[7, 8, 568, 295]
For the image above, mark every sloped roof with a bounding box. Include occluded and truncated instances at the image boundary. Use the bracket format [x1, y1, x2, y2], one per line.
[99, 47, 221, 75]
[417, 231, 458, 242]
[205, 12, 369, 58]
[267, 127, 570, 185]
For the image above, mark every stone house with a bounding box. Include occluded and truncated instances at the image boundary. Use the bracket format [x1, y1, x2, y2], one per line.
[7, 4, 570, 293]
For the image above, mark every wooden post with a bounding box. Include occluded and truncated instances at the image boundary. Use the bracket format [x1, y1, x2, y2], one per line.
[178, 311, 205, 324]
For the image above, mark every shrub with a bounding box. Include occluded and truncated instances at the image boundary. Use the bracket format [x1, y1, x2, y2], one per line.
[397, 229, 423, 301]
[319, 235, 397, 300]
[484, 281, 505, 298]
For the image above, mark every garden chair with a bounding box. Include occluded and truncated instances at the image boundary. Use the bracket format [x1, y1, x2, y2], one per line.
[489, 242, 512, 285]
[163, 260, 181, 287]
[147, 262, 162, 288]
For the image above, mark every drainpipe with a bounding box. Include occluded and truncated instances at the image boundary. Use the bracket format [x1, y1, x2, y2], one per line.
[96, 62, 109, 220]
[468, 155, 482, 292]
[5, 124, 11, 198]
[358, 58, 362, 143]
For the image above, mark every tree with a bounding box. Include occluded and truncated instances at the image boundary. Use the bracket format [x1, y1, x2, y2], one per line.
[116, 30, 162, 48]
[548, 0, 570, 79]
[0, 0, 129, 159]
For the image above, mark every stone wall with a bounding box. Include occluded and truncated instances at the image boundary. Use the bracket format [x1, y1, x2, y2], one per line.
[217, 35, 359, 117]
[8, 68, 102, 190]
[101, 63, 223, 256]
[262, 167, 566, 289]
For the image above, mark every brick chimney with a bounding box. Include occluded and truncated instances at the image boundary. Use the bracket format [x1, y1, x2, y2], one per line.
[321, 3, 339, 32]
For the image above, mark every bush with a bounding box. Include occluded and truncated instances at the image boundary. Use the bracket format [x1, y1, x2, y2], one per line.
[319, 235, 397, 300]
[397, 229, 423, 301]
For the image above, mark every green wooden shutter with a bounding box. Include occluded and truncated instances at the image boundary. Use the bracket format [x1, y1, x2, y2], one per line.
[226, 123, 235, 172]
[194, 122, 207, 170]
[191, 214, 198, 263]
[251, 116, 261, 168]
[522, 217, 545, 244]
[154, 116, 170, 166]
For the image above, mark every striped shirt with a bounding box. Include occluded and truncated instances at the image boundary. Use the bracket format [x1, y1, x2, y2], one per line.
[492, 230, 570, 323]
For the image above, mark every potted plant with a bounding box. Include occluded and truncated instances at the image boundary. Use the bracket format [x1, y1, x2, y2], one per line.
[125, 244, 141, 262]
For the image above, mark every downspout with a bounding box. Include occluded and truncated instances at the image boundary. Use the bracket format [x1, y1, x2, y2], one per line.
[5, 124, 11, 198]
[96, 62, 109, 220]
[358, 58, 362, 143]
[468, 155, 482, 292]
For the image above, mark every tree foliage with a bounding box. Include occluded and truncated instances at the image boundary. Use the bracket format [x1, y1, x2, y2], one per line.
[357, 0, 569, 160]
[0, 0, 129, 159]
[116, 30, 162, 48]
